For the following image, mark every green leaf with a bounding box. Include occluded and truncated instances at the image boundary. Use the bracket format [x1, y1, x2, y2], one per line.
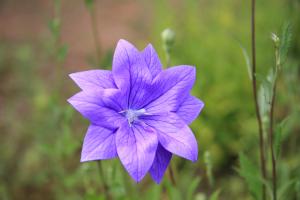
[57, 44, 68, 62]
[209, 190, 221, 200]
[295, 180, 300, 200]
[48, 18, 61, 39]
[238, 42, 252, 80]
[237, 153, 262, 200]
[279, 22, 292, 64]
[274, 117, 290, 159]
[278, 180, 296, 200]
[85, 0, 94, 11]
[204, 151, 214, 187]
[259, 177, 273, 200]
[54, 0, 61, 14]
[274, 125, 283, 160]
[257, 69, 276, 120]
[186, 177, 201, 200]
[258, 77, 272, 119]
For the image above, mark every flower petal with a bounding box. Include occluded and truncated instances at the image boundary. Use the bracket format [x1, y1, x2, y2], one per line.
[116, 122, 158, 182]
[67, 89, 125, 129]
[149, 144, 172, 184]
[69, 70, 116, 90]
[142, 112, 198, 161]
[81, 125, 117, 162]
[141, 44, 162, 78]
[175, 95, 204, 124]
[143, 65, 196, 114]
[112, 39, 152, 109]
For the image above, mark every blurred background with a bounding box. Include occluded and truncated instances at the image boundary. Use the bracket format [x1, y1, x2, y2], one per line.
[0, 0, 299, 199]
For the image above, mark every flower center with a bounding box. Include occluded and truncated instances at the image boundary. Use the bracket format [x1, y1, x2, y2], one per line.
[122, 109, 146, 125]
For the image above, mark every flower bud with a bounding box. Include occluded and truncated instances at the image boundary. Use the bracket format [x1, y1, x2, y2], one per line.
[161, 28, 175, 52]
[271, 33, 280, 48]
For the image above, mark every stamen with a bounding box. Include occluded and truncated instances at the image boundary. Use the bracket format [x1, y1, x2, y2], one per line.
[119, 109, 146, 126]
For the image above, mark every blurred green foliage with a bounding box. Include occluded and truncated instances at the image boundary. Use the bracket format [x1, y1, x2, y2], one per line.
[0, 0, 299, 199]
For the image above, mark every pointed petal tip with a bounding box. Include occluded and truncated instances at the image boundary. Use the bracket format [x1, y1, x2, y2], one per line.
[66, 96, 73, 105]
[80, 157, 101, 163]
[177, 96, 204, 124]
[168, 65, 196, 82]
[116, 123, 158, 184]
[199, 100, 205, 111]
[194, 98, 204, 111]
[116, 39, 140, 53]
[125, 166, 152, 183]
[152, 176, 163, 184]
[68, 71, 82, 82]
[80, 156, 115, 163]
[191, 155, 198, 162]
[117, 39, 133, 46]
[67, 94, 79, 106]
[187, 66, 196, 80]
[118, 38, 127, 43]
[142, 43, 155, 54]
[80, 152, 94, 162]
[190, 66, 196, 75]
[68, 73, 78, 84]
[129, 172, 147, 183]
[80, 156, 92, 162]
[191, 148, 198, 162]
[133, 176, 143, 183]
[192, 146, 198, 162]
[145, 43, 154, 49]
[80, 153, 108, 163]
[200, 99, 205, 106]
[181, 152, 198, 162]
[182, 65, 196, 72]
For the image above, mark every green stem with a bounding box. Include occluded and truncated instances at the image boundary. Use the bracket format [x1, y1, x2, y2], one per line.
[166, 51, 171, 68]
[204, 151, 214, 188]
[168, 164, 176, 186]
[250, 0, 267, 199]
[269, 80, 277, 200]
[97, 161, 111, 200]
[163, 45, 176, 186]
[52, 0, 63, 95]
[88, 4, 101, 66]
[269, 45, 280, 200]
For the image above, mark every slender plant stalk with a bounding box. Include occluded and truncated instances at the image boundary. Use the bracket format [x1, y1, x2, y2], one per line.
[122, 166, 136, 199]
[204, 151, 214, 188]
[52, 0, 61, 83]
[269, 42, 280, 200]
[87, 4, 110, 199]
[168, 164, 176, 186]
[250, 0, 267, 199]
[166, 56, 176, 186]
[269, 80, 277, 200]
[51, 0, 65, 96]
[97, 161, 111, 200]
[166, 53, 171, 67]
[88, 3, 101, 66]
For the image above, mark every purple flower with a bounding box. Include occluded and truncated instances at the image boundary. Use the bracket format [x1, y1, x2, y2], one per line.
[68, 39, 204, 183]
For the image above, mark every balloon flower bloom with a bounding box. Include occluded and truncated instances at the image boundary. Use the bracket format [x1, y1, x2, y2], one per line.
[68, 39, 204, 183]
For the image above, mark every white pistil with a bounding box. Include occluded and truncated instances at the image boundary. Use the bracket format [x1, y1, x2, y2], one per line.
[119, 109, 146, 126]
